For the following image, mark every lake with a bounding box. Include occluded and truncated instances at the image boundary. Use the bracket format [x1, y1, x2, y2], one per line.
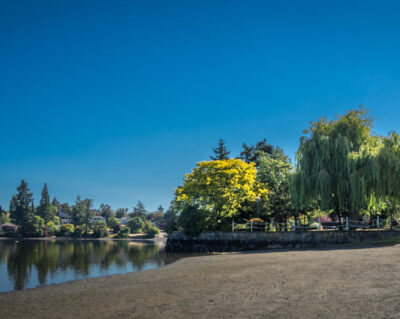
[0, 239, 182, 293]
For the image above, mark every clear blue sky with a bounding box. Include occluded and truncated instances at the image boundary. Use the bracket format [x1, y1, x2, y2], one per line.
[1, 0, 400, 212]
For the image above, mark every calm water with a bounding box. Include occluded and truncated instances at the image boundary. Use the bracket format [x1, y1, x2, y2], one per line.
[0, 239, 181, 293]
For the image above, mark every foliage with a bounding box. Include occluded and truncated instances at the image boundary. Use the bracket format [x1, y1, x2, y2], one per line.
[23, 215, 45, 237]
[128, 217, 145, 233]
[175, 159, 269, 230]
[10, 180, 33, 229]
[92, 221, 107, 238]
[210, 139, 231, 160]
[107, 217, 120, 233]
[129, 201, 147, 220]
[163, 207, 178, 233]
[290, 107, 374, 220]
[36, 183, 54, 223]
[116, 227, 130, 238]
[115, 208, 128, 219]
[143, 222, 160, 238]
[1, 212, 10, 224]
[100, 203, 114, 221]
[239, 138, 286, 166]
[256, 152, 297, 224]
[46, 221, 58, 236]
[59, 224, 75, 237]
[177, 205, 208, 237]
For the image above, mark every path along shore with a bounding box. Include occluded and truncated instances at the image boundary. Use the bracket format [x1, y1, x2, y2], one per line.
[1, 245, 400, 319]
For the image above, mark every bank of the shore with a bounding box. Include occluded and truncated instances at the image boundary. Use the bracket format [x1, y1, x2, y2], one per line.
[0, 232, 167, 243]
[1, 244, 400, 319]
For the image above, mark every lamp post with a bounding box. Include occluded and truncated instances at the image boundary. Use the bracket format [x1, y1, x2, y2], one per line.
[255, 197, 260, 218]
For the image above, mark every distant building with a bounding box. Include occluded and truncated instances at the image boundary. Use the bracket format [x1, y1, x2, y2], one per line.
[61, 218, 72, 225]
[91, 216, 106, 224]
[120, 217, 130, 225]
[1, 223, 18, 232]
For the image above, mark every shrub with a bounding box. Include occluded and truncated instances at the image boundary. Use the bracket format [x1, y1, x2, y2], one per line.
[53, 216, 61, 225]
[107, 217, 120, 233]
[145, 225, 160, 238]
[116, 227, 130, 238]
[128, 217, 145, 233]
[92, 221, 107, 238]
[59, 224, 75, 237]
[23, 215, 45, 237]
[46, 221, 58, 236]
[177, 205, 207, 238]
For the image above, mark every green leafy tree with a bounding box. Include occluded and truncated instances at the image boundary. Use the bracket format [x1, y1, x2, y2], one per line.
[163, 206, 178, 233]
[116, 227, 130, 238]
[239, 138, 285, 166]
[107, 217, 120, 233]
[59, 224, 75, 236]
[100, 203, 114, 221]
[115, 208, 128, 219]
[81, 199, 94, 236]
[255, 152, 296, 226]
[72, 197, 82, 226]
[290, 107, 374, 222]
[37, 183, 54, 223]
[24, 215, 45, 237]
[92, 221, 107, 237]
[175, 159, 269, 230]
[128, 217, 145, 233]
[210, 139, 230, 160]
[46, 221, 58, 236]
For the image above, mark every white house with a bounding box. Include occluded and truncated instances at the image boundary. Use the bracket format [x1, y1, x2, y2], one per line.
[120, 217, 130, 225]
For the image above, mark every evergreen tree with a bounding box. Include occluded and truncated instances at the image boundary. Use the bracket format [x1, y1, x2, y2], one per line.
[239, 138, 285, 166]
[115, 208, 128, 219]
[10, 180, 33, 227]
[37, 183, 54, 223]
[210, 139, 230, 160]
[72, 196, 84, 226]
[52, 197, 60, 208]
[157, 205, 164, 214]
[100, 203, 114, 221]
[130, 201, 147, 220]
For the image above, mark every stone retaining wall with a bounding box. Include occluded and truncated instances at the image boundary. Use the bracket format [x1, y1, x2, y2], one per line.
[165, 230, 399, 253]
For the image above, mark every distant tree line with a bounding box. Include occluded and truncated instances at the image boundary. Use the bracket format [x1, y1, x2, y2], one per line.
[0, 184, 170, 238]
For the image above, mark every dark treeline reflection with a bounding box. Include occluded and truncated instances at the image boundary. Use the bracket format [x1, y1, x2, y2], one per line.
[0, 240, 174, 291]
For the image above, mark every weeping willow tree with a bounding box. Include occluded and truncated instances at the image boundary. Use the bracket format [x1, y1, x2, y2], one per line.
[290, 108, 376, 222]
[374, 132, 400, 226]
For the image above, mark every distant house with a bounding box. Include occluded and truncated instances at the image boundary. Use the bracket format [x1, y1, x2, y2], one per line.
[58, 210, 70, 219]
[2, 223, 18, 232]
[61, 218, 72, 225]
[120, 217, 130, 225]
[91, 216, 106, 224]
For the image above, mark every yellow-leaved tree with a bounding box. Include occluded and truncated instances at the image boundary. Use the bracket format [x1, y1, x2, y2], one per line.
[175, 159, 269, 234]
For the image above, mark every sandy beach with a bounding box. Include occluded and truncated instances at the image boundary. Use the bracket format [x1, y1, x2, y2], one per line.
[1, 245, 400, 319]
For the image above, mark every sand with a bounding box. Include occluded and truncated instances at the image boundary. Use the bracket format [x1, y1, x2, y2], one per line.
[1, 245, 400, 319]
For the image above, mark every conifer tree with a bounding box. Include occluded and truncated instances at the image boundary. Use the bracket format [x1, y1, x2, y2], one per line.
[37, 183, 54, 223]
[10, 180, 33, 227]
[210, 139, 230, 160]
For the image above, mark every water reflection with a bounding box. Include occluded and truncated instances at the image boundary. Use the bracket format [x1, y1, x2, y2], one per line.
[0, 240, 176, 292]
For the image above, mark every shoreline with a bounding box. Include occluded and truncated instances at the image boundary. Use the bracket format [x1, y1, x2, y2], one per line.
[0, 232, 168, 243]
[1, 244, 400, 318]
